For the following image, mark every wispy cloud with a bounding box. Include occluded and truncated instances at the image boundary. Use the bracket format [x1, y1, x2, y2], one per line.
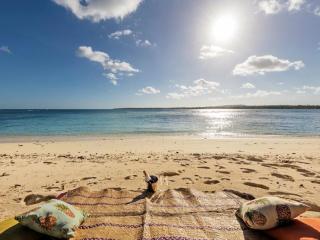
[108, 29, 133, 39]
[301, 85, 320, 94]
[166, 79, 220, 100]
[53, 0, 142, 22]
[137, 86, 160, 95]
[232, 90, 282, 99]
[0, 46, 11, 54]
[314, 6, 320, 16]
[199, 45, 234, 60]
[288, 0, 305, 11]
[241, 82, 256, 89]
[77, 46, 139, 85]
[258, 0, 282, 14]
[233, 55, 304, 76]
[136, 39, 156, 48]
[103, 72, 118, 85]
[257, 0, 305, 14]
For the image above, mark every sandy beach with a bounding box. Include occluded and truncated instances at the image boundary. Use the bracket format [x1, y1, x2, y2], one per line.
[0, 135, 320, 221]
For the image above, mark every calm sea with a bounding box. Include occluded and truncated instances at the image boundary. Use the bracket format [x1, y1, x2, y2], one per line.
[0, 109, 319, 137]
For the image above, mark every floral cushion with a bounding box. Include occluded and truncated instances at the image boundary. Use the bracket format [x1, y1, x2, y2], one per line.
[237, 196, 310, 230]
[15, 199, 87, 239]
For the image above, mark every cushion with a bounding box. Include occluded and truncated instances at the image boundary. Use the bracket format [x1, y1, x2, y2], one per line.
[266, 217, 320, 240]
[15, 199, 87, 239]
[237, 196, 310, 230]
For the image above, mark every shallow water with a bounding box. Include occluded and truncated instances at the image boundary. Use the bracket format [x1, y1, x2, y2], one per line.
[0, 109, 319, 137]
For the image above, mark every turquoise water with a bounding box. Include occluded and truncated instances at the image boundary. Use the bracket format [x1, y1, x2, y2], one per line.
[0, 109, 319, 137]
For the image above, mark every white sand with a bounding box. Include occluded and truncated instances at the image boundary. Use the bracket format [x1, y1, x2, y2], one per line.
[0, 135, 319, 220]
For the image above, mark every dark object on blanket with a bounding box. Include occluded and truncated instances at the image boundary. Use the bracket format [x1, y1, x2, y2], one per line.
[143, 170, 159, 192]
[24, 194, 56, 206]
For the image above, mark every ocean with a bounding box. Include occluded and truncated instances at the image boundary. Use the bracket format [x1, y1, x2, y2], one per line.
[0, 109, 319, 137]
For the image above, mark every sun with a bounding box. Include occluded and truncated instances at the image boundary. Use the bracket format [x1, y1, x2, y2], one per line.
[212, 14, 238, 43]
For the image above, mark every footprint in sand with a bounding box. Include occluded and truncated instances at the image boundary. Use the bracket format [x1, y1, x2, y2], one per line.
[0, 172, 10, 177]
[247, 156, 264, 162]
[43, 161, 56, 165]
[81, 177, 97, 181]
[296, 168, 316, 177]
[204, 180, 220, 185]
[268, 191, 302, 197]
[197, 166, 210, 169]
[240, 168, 256, 173]
[271, 173, 294, 182]
[162, 171, 180, 177]
[182, 177, 194, 184]
[216, 170, 230, 174]
[125, 175, 137, 180]
[221, 178, 230, 181]
[243, 182, 269, 190]
[224, 189, 255, 200]
[311, 180, 320, 184]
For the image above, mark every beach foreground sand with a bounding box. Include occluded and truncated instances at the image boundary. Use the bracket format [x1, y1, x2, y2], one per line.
[0, 136, 319, 220]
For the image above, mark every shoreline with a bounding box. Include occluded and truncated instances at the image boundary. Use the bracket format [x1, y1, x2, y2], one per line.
[0, 133, 319, 143]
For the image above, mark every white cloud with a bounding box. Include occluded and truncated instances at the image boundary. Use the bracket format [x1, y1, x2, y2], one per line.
[0, 46, 11, 54]
[53, 0, 142, 22]
[241, 82, 256, 89]
[258, 0, 282, 14]
[108, 29, 132, 39]
[166, 92, 185, 100]
[199, 45, 234, 60]
[137, 86, 160, 95]
[233, 90, 282, 99]
[166, 78, 220, 100]
[314, 6, 320, 16]
[77, 46, 139, 85]
[302, 85, 320, 94]
[233, 55, 304, 76]
[77, 46, 139, 73]
[288, 0, 305, 11]
[135, 39, 155, 47]
[103, 72, 118, 85]
[257, 0, 305, 14]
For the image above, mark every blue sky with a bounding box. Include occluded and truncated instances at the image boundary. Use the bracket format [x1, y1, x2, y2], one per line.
[0, 0, 319, 108]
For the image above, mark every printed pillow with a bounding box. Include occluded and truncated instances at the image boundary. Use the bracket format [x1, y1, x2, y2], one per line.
[237, 196, 310, 230]
[15, 199, 87, 239]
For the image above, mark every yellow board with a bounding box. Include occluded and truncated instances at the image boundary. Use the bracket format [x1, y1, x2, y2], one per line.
[0, 219, 18, 234]
[0, 218, 44, 240]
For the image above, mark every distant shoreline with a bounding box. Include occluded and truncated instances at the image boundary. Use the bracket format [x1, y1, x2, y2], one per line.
[1, 105, 320, 110]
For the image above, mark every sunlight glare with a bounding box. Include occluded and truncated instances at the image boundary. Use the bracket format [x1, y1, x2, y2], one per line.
[212, 14, 238, 43]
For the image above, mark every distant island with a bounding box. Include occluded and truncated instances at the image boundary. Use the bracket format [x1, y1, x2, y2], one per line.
[1, 105, 320, 110]
[116, 105, 320, 110]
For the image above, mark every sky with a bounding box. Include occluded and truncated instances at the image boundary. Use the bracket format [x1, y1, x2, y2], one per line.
[0, 0, 319, 108]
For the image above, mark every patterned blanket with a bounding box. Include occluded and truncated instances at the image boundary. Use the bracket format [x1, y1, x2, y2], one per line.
[57, 187, 270, 240]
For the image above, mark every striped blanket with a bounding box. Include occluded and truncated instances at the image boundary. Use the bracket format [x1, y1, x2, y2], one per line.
[58, 187, 270, 240]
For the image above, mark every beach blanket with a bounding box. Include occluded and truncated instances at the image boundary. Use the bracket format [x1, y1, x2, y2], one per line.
[58, 187, 270, 240]
[0, 187, 271, 239]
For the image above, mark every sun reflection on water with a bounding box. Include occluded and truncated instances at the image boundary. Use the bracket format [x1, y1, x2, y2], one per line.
[193, 109, 243, 137]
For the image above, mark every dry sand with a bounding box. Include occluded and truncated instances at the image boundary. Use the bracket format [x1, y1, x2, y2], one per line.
[0, 135, 320, 220]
